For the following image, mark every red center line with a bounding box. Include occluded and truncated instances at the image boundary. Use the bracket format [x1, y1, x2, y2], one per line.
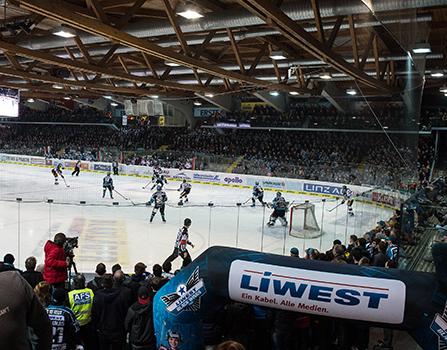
[243, 270, 389, 291]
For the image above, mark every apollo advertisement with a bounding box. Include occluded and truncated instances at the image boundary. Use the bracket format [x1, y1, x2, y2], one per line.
[228, 260, 406, 324]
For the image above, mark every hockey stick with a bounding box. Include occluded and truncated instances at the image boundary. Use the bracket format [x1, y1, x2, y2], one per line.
[113, 189, 137, 205]
[243, 197, 252, 204]
[61, 176, 70, 188]
[142, 181, 152, 189]
[327, 201, 343, 212]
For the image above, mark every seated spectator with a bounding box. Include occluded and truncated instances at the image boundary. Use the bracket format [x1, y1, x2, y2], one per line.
[304, 248, 319, 260]
[290, 247, 299, 258]
[21, 256, 44, 289]
[47, 288, 82, 350]
[87, 262, 106, 293]
[125, 286, 156, 350]
[68, 274, 95, 349]
[0, 263, 52, 349]
[372, 241, 388, 267]
[43, 232, 68, 288]
[332, 244, 347, 264]
[325, 239, 341, 260]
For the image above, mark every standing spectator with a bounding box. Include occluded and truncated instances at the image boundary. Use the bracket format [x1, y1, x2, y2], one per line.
[289, 247, 299, 258]
[47, 288, 81, 350]
[68, 274, 95, 349]
[87, 262, 106, 293]
[148, 264, 166, 291]
[43, 232, 68, 288]
[372, 241, 388, 267]
[162, 262, 174, 279]
[128, 262, 150, 302]
[386, 237, 399, 265]
[125, 286, 156, 350]
[3, 253, 21, 271]
[92, 274, 132, 350]
[21, 256, 44, 289]
[34, 281, 52, 307]
[0, 264, 52, 350]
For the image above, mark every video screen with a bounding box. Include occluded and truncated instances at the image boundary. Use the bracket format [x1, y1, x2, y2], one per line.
[0, 87, 19, 117]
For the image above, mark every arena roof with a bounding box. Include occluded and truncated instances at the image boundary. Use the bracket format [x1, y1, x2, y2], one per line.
[0, 0, 446, 102]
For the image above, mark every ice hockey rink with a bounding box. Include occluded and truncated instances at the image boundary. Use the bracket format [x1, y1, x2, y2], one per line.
[0, 162, 393, 273]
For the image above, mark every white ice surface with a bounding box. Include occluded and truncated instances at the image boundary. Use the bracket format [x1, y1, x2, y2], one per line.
[0, 163, 392, 273]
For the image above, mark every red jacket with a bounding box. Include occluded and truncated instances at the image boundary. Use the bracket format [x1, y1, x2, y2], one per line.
[43, 240, 67, 284]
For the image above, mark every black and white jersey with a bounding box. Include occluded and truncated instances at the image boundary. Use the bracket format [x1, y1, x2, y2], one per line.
[341, 187, 353, 201]
[179, 182, 192, 192]
[151, 190, 167, 207]
[103, 175, 113, 187]
[175, 226, 190, 252]
[253, 184, 264, 197]
[53, 163, 63, 174]
[74, 161, 81, 168]
[46, 305, 80, 350]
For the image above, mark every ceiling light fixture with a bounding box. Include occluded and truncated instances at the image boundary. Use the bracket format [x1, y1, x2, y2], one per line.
[430, 70, 444, 78]
[346, 88, 357, 96]
[52, 26, 76, 38]
[412, 42, 431, 54]
[193, 101, 202, 106]
[319, 71, 332, 80]
[204, 93, 214, 98]
[165, 61, 180, 67]
[52, 84, 63, 89]
[289, 91, 299, 96]
[440, 86, 447, 93]
[177, 8, 204, 19]
[269, 91, 280, 96]
[26, 98, 35, 103]
[104, 95, 112, 99]
[150, 95, 159, 99]
[110, 102, 118, 107]
[269, 51, 287, 60]
[63, 96, 71, 100]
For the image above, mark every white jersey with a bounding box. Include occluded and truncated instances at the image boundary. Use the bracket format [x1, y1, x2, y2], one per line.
[179, 182, 192, 192]
[341, 187, 353, 200]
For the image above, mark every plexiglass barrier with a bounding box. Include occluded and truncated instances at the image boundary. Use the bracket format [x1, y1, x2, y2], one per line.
[0, 196, 393, 273]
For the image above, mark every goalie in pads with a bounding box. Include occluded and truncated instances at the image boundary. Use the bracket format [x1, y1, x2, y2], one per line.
[267, 192, 288, 227]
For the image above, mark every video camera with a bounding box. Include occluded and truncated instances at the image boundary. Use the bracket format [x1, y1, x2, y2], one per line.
[63, 236, 78, 257]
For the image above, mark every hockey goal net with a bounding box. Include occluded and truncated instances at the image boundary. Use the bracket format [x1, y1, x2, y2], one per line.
[289, 202, 322, 238]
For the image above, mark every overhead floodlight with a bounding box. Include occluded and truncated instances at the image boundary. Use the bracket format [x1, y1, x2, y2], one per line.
[269, 91, 280, 96]
[150, 95, 159, 99]
[52, 84, 63, 89]
[346, 88, 357, 96]
[444, 93, 447, 97]
[63, 96, 71, 100]
[177, 8, 204, 19]
[319, 71, 332, 80]
[430, 70, 444, 78]
[165, 61, 180, 67]
[289, 91, 299, 96]
[204, 93, 214, 98]
[110, 102, 118, 107]
[52, 26, 76, 38]
[193, 101, 202, 106]
[104, 95, 112, 99]
[26, 98, 35, 103]
[269, 51, 287, 60]
[440, 86, 447, 93]
[412, 42, 431, 54]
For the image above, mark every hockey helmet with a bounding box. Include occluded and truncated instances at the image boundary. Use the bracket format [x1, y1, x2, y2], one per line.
[183, 179, 187, 183]
[342, 185, 347, 190]
[107, 172, 111, 176]
[255, 181, 259, 185]
[157, 184, 163, 191]
[276, 191, 281, 197]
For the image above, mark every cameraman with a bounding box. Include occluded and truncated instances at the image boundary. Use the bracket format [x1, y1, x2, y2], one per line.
[44, 232, 69, 288]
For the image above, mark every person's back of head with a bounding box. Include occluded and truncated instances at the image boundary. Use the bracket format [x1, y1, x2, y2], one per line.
[349, 235, 358, 245]
[34, 281, 52, 306]
[378, 240, 387, 254]
[101, 274, 113, 289]
[3, 253, 15, 265]
[162, 261, 172, 274]
[134, 262, 146, 276]
[351, 247, 364, 263]
[95, 263, 106, 276]
[358, 237, 367, 248]
[112, 263, 121, 275]
[73, 273, 86, 290]
[333, 239, 342, 247]
[25, 256, 37, 272]
[152, 264, 162, 277]
[53, 232, 66, 246]
[113, 270, 125, 286]
[358, 257, 370, 266]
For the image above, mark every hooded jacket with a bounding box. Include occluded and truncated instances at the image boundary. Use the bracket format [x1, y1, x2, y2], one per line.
[92, 287, 132, 341]
[125, 301, 156, 347]
[43, 240, 67, 284]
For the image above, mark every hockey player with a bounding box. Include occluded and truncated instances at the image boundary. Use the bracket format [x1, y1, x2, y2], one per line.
[267, 192, 288, 227]
[177, 179, 192, 205]
[251, 181, 265, 207]
[163, 218, 194, 268]
[341, 185, 354, 216]
[102, 172, 114, 199]
[151, 174, 167, 190]
[148, 184, 168, 222]
[153, 165, 162, 178]
[71, 160, 81, 176]
[112, 160, 119, 175]
[51, 162, 64, 185]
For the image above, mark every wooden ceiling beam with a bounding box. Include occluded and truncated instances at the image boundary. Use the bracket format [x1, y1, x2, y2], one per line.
[348, 15, 359, 68]
[142, 52, 159, 79]
[310, 0, 324, 43]
[247, 44, 268, 76]
[326, 16, 343, 49]
[0, 39, 215, 93]
[236, 0, 392, 92]
[227, 28, 245, 74]
[359, 32, 375, 71]
[162, 0, 190, 56]
[115, 0, 147, 28]
[16, 0, 303, 93]
[74, 36, 95, 65]
[86, 0, 110, 24]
